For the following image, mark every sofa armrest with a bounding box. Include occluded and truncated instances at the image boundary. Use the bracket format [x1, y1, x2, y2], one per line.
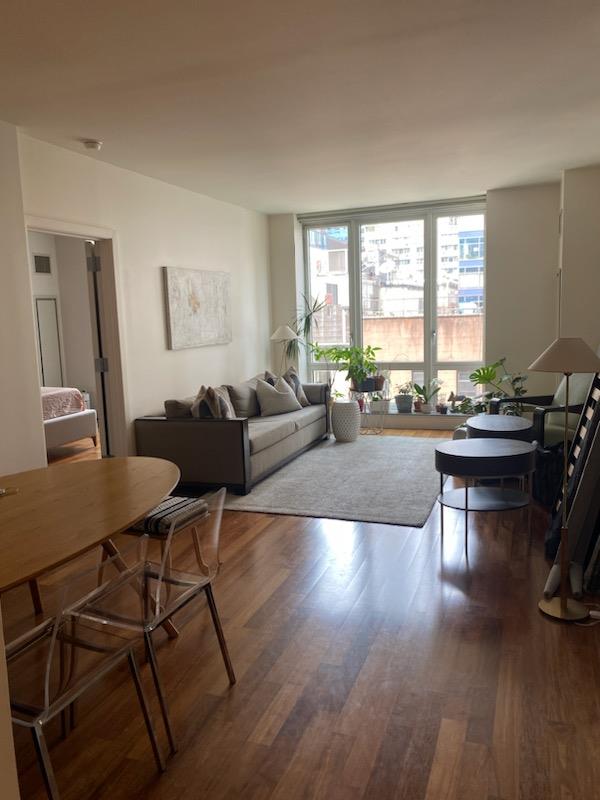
[303, 382, 330, 406]
[135, 416, 250, 491]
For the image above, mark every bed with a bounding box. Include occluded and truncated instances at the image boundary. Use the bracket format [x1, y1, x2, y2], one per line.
[41, 387, 98, 450]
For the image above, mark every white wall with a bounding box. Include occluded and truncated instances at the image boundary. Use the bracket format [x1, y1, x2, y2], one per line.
[27, 230, 60, 298]
[560, 165, 600, 351]
[0, 120, 42, 800]
[267, 213, 306, 376]
[18, 135, 271, 435]
[485, 183, 560, 395]
[0, 123, 47, 473]
[27, 230, 66, 385]
[54, 235, 97, 405]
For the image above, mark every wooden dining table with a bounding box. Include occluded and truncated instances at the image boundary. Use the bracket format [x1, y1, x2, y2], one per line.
[0, 456, 180, 799]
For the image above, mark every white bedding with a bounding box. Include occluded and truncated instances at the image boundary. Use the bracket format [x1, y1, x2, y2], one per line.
[41, 387, 85, 420]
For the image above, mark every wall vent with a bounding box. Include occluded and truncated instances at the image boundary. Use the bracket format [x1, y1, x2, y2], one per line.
[34, 254, 52, 274]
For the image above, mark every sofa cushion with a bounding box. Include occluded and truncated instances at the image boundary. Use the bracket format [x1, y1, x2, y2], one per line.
[130, 495, 208, 536]
[282, 404, 326, 431]
[227, 377, 260, 418]
[256, 377, 302, 416]
[247, 417, 296, 454]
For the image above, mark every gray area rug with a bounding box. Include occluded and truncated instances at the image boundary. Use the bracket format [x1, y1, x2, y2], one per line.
[225, 435, 448, 527]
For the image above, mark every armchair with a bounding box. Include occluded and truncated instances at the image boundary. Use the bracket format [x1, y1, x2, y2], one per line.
[489, 372, 593, 448]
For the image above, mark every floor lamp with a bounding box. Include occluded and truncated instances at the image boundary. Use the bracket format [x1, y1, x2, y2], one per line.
[528, 337, 600, 621]
[270, 325, 299, 376]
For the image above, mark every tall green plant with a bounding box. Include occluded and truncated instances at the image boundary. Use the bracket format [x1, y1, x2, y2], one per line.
[285, 293, 328, 362]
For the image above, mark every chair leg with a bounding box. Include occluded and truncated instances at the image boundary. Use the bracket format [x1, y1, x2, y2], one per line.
[127, 651, 166, 773]
[204, 584, 236, 685]
[31, 722, 61, 800]
[144, 631, 177, 756]
[29, 580, 43, 616]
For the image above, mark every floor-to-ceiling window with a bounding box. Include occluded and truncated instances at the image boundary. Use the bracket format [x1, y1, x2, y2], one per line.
[302, 200, 485, 402]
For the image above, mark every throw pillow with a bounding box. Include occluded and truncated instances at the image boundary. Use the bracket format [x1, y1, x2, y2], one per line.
[256, 377, 302, 416]
[226, 378, 260, 417]
[282, 366, 309, 407]
[264, 370, 277, 386]
[164, 396, 196, 418]
[191, 385, 235, 419]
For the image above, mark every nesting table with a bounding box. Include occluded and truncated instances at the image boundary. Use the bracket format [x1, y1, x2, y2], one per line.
[435, 439, 537, 555]
[466, 414, 533, 441]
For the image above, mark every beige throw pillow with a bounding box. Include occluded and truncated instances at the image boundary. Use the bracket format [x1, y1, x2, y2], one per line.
[191, 385, 235, 419]
[226, 378, 260, 417]
[256, 377, 302, 416]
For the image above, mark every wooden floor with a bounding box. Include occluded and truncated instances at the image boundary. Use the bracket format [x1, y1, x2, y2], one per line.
[5, 432, 600, 799]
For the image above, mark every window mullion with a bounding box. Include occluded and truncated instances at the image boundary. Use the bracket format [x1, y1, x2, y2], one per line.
[349, 219, 362, 347]
[423, 213, 434, 386]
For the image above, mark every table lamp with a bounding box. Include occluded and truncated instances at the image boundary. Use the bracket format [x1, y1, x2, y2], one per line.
[528, 337, 600, 621]
[270, 325, 299, 376]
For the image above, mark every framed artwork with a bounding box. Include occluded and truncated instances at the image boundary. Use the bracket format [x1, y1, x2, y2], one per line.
[163, 267, 232, 350]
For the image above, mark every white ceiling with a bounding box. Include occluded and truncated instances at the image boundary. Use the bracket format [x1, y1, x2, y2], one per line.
[2, 1, 600, 213]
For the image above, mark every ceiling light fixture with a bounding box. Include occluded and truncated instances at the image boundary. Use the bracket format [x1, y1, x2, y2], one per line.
[81, 139, 103, 151]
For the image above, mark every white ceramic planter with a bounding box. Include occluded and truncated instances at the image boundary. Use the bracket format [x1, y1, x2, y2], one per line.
[421, 403, 432, 414]
[331, 400, 361, 442]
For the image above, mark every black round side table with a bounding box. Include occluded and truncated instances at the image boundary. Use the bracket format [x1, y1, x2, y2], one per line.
[435, 438, 537, 556]
[466, 414, 533, 441]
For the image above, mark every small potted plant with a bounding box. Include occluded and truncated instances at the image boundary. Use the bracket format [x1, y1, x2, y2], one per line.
[370, 393, 390, 414]
[394, 382, 413, 413]
[413, 380, 441, 413]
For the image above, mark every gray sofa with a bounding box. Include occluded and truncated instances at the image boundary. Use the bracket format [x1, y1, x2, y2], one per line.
[135, 381, 329, 494]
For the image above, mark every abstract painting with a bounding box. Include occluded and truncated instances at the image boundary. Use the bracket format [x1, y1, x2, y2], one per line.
[163, 267, 232, 349]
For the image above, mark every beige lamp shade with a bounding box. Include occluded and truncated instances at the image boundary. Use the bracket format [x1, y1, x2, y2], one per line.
[528, 337, 600, 374]
[270, 325, 299, 342]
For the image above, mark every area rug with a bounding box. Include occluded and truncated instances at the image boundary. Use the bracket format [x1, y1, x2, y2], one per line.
[224, 435, 449, 527]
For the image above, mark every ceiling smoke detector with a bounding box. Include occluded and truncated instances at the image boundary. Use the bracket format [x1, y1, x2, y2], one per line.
[82, 139, 103, 151]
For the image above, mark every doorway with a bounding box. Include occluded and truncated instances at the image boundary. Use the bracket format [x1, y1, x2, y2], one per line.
[27, 222, 127, 460]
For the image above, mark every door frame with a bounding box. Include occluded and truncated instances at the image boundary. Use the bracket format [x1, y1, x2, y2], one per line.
[25, 215, 129, 457]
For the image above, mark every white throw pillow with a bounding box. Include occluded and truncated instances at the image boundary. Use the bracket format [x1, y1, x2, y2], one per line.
[256, 377, 302, 416]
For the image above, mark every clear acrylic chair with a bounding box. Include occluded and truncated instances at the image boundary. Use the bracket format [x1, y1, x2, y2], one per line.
[7, 538, 165, 800]
[74, 487, 235, 756]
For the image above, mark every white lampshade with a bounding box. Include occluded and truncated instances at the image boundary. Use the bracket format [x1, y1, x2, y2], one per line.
[528, 337, 600, 374]
[270, 325, 298, 342]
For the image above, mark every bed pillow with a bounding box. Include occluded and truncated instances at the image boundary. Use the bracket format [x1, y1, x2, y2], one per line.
[256, 377, 302, 417]
[282, 366, 310, 407]
[191, 385, 235, 419]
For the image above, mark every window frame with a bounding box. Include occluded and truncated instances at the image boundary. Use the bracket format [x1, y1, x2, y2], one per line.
[301, 197, 486, 393]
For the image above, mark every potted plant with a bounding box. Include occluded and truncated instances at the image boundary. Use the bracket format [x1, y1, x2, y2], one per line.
[413, 380, 441, 413]
[370, 393, 390, 414]
[310, 344, 382, 393]
[469, 357, 528, 415]
[394, 382, 413, 413]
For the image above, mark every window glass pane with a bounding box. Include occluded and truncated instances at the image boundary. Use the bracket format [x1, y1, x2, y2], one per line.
[311, 369, 349, 398]
[307, 226, 350, 345]
[435, 368, 480, 399]
[361, 220, 424, 361]
[436, 214, 484, 362]
[388, 369, 425, 394]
